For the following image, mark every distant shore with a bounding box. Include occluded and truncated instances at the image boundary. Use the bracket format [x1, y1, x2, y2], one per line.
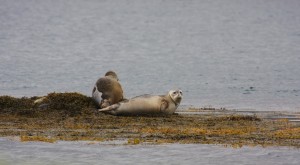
[0, 92, 299, 147]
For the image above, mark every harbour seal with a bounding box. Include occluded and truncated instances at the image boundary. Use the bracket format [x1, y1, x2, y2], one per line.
[92, 71, 124, 108]
[98, 90, 182, 116]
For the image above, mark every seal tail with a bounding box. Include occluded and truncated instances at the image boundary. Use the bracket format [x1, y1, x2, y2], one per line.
[98, 103, 120, 112]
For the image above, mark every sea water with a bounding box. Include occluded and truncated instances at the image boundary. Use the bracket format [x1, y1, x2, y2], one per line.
[1, 1, 300, 164]
[1, 0, 300, 111]
[0, 138, 299, 165]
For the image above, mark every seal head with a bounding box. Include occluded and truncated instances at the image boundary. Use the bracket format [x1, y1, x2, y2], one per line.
[168, 90, 183, 107]
[105, 70, 119, 80]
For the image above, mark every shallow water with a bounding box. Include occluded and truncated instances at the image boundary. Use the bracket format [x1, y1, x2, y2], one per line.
[1, 0, 300, 111]
[0, 138, 299, 165]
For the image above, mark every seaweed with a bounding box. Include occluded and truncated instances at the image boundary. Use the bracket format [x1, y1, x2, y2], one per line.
[40, 92, 96, 115]
[0, 92, 97, 116]
[0, 96, 34, 110]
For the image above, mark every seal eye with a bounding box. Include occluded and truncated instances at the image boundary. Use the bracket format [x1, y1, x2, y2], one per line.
[179, 91, 182, 95]
[173, 91, 177, 95]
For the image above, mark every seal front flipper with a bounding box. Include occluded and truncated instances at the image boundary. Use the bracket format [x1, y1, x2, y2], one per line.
[160, 99, 169, 112]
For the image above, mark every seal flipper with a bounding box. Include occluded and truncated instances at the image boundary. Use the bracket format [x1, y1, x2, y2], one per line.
[98, 103, 120, 112]
[160, 99, 169, 112]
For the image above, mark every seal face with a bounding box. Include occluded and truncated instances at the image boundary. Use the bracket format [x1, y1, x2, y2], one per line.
[98, 89, 183, 116]
[92, 71, 124, 108]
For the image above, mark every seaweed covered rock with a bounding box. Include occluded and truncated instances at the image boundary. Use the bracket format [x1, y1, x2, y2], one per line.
[40, 92, 97, 115]
[0, 93, 97, 116]
[0, 96, 36, 115]
[0, 96, 34, 110]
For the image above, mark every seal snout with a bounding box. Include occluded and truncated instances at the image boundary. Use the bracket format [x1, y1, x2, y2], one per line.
[178, 90, 183, 97]
[176, 93, 182, 102]
[176, 90, 183, 100]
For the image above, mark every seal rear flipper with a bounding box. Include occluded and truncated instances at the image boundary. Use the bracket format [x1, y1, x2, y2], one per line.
[98, 103, 120, 112]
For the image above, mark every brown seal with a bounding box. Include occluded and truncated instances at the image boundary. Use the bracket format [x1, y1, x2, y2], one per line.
[92, 71, 124, 108]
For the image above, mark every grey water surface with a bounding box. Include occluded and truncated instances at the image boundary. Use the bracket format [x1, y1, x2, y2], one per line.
[1, 1, 300, 164]
[0, 138, 300, 165]
[1, 0, 300, 111]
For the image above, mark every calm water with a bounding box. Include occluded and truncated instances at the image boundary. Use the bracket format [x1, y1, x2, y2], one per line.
[1, 1, 300, 163]
[1, 0, 300, 112]
[0, 138, 300, 165]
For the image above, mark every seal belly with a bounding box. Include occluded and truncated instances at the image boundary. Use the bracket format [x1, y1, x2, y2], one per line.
[92, 86, 102, 106]
[115, 96, 162, 116]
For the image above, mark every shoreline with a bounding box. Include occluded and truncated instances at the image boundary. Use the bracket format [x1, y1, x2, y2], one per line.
[0, 93, 300, 147]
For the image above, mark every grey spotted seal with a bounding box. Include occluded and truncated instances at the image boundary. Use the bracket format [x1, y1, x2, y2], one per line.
[98, 90, 182, 116]
[92, 71, 124, 108]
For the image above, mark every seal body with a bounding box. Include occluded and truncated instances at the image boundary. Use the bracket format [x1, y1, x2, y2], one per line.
[92, 71, 124, 108]
[99, 90, 182, 116]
